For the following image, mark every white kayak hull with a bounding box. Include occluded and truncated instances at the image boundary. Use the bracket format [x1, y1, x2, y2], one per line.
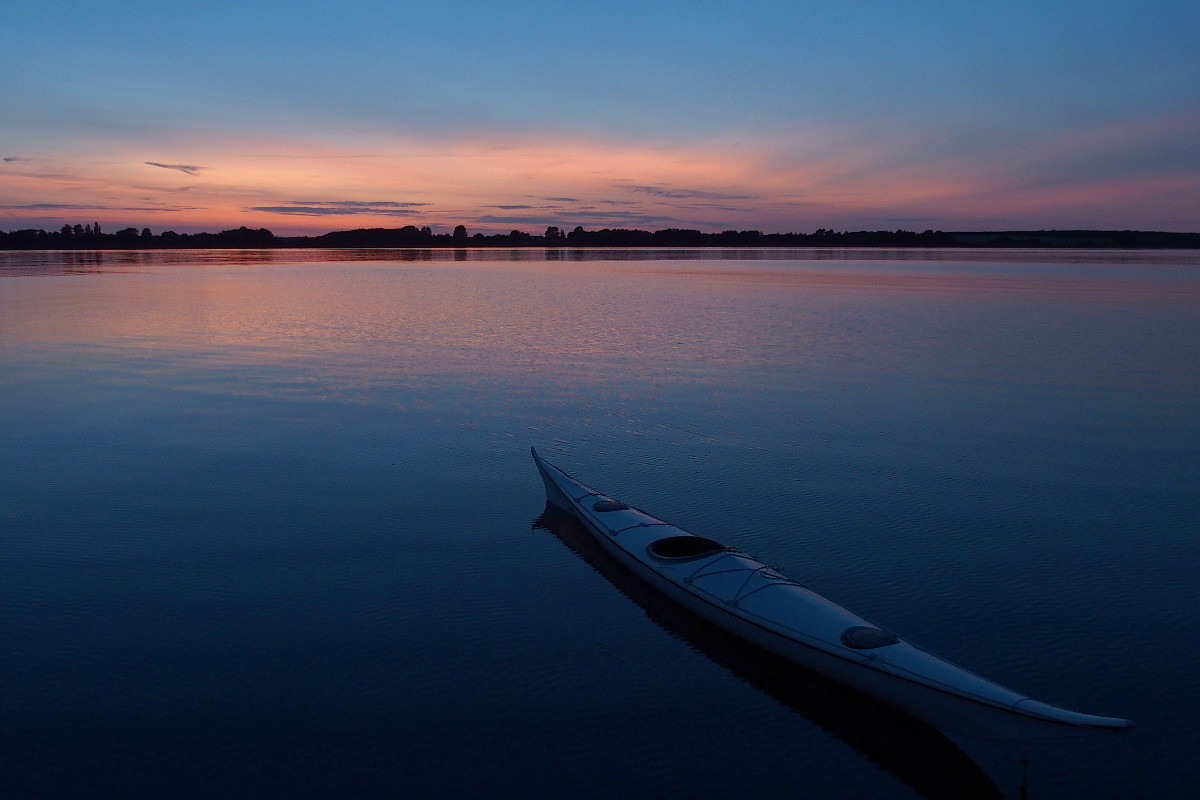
[532, 448, 1132, 740]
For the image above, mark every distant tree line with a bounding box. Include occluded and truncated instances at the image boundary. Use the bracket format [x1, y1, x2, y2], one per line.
[0, 225, 278, 249]
[3, 223, 1197, 250]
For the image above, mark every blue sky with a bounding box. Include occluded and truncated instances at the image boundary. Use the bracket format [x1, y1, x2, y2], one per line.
[3, 0, 1198, 234]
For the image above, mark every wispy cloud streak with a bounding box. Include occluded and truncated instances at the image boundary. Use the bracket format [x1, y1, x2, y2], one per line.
[245, 200, 430, 217]
[1, 202, 200, 213]
[146, 162, 204, 175]
[620, 184, 758, 201]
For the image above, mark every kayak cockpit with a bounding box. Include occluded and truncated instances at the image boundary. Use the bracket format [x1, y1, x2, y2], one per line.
[648, 535, 734, 560]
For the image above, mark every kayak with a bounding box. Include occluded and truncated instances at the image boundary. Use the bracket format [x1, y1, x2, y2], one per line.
[532, 448, 1132, 740]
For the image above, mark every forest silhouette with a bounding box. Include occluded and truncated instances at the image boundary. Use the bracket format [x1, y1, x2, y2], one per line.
[3, 223, 1198, 250]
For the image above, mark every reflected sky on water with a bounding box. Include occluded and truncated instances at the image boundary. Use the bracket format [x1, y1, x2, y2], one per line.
[2, 248, 1198, 798]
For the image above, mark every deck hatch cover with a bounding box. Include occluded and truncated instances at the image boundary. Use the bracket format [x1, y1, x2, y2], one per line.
[841, 626, 900, 649]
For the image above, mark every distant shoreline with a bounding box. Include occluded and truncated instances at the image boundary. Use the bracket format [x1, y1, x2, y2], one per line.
[3, 224, 1198, 250]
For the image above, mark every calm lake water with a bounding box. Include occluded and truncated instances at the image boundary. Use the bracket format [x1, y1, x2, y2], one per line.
[2, 247, 1198, 799]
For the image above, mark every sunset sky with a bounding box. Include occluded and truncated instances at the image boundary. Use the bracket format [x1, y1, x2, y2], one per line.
[3, 0, 1198, 236]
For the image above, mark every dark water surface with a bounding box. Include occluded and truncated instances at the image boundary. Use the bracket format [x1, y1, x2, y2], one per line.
[2, 248, 1197, 798]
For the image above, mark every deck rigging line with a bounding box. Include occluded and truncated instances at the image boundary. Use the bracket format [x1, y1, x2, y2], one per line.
[684, 553, 807, 607]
